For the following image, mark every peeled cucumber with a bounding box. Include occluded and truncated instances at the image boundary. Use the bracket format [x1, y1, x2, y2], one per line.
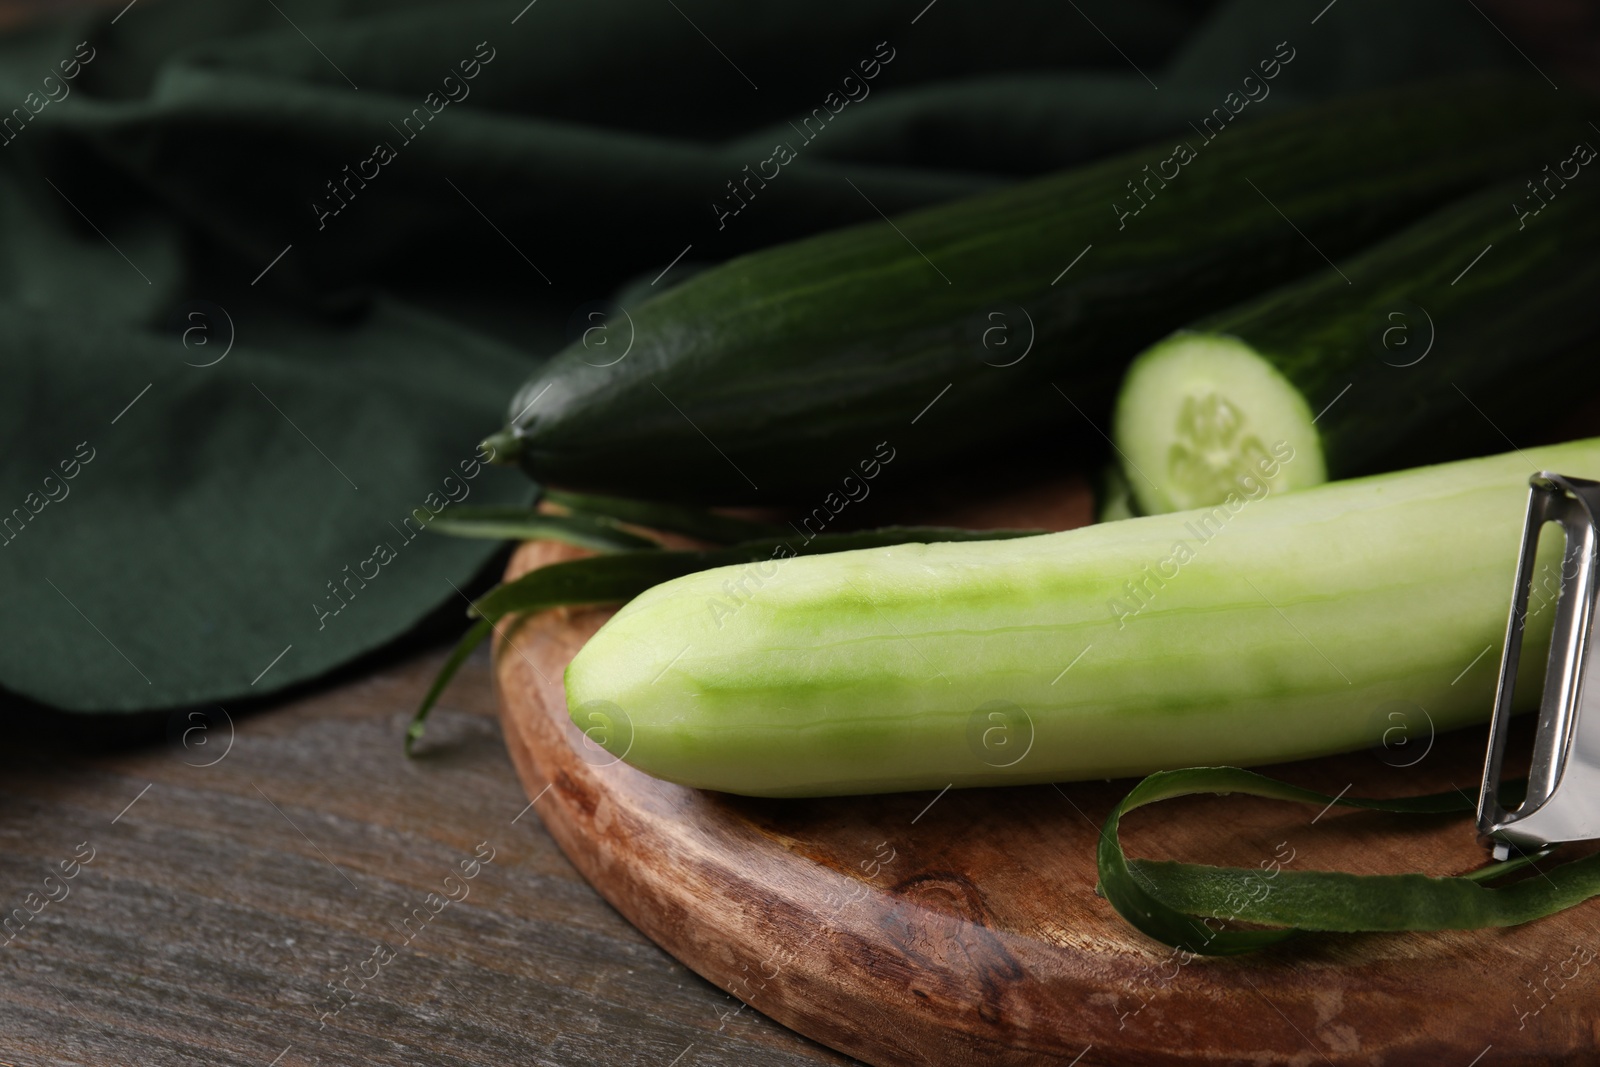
[562, 439, 1595, 796]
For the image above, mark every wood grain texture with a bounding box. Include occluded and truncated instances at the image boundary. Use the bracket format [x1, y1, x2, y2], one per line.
[0, 646, 860, 1066]
[496, 509, 1600, 1067]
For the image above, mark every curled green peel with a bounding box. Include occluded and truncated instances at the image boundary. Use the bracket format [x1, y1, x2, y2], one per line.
[1098, 766, 1600, 956]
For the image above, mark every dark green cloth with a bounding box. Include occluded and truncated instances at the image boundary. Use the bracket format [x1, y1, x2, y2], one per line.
[0, 0, 1521, 712]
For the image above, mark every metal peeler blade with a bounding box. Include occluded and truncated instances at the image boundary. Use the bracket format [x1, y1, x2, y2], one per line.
[1478, 472, 1600, 858]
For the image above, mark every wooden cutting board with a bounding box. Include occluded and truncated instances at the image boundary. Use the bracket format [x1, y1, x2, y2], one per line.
[492, 479, 1600, 1067]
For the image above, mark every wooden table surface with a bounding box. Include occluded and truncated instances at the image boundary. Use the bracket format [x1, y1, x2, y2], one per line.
[0, 640, 861, 1067]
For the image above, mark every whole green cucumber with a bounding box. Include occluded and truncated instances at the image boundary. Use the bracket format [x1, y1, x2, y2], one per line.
[563, 439, 1597, 796]
[1114, 170, 1600, 515]
[493, 77, 1579, 502]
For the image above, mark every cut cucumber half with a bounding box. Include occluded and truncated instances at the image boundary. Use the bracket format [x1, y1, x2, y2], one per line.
[1113, 176, 1600, 516]
[1114, 334, 1326, 514]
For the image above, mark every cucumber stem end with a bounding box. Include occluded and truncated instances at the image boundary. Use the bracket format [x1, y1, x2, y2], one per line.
[481, 428, 522, 465]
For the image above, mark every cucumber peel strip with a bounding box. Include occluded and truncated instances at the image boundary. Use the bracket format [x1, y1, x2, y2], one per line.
[1100, 766, 1600, 955]
[428, 506, 663, 551]
[428, 492, 788, 550]
[468, 526, 1041, 621]
[405, 618, 494, 756]
[405, 525, 1046, 755]
[541, 489, 791, 544]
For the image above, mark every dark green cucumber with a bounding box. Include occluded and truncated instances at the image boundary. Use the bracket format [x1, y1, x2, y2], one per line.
[1114, 170, 1600, 514]
[491, 77, 1581, 503]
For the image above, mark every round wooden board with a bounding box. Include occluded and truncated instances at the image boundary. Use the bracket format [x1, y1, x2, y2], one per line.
[492, 484, 1600, 1067]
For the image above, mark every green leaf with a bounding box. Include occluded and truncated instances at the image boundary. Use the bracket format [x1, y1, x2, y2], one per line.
[1098, 766, 1600, 955]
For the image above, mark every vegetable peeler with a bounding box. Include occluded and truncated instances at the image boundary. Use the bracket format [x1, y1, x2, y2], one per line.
[1478, 472, 1600, 859]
